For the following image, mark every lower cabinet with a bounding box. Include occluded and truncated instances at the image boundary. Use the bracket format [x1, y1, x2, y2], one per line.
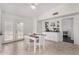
[44, 32, 60, 42]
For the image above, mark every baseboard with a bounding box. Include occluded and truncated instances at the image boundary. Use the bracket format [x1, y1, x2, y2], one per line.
[2, 39, 24, 45]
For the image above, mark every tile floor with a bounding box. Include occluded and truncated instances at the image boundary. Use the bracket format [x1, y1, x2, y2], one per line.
[0, 40, 79, 55]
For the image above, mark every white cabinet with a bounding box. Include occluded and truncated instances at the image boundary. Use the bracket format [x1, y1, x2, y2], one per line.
[45, 32, 60, 42]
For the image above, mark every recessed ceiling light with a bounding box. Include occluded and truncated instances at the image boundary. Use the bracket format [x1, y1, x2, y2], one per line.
[30, 3, 38, 10]
[31, 5, 36, 10]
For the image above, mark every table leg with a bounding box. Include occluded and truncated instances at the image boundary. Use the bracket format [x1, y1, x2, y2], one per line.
[28, 40, 30, 51]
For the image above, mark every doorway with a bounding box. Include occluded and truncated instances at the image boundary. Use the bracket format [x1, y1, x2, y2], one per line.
[62, 17, 74, 43]
[4, 20, 14, 42]
[16, 22, 24, 40]
[3, 20, 24, 43]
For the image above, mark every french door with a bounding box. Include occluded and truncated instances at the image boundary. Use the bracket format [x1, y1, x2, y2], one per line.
[4, 20, 14, 42]
[4, 19, 24, 43]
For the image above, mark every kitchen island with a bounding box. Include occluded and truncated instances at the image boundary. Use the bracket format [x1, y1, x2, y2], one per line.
[44, 32, 61, 42]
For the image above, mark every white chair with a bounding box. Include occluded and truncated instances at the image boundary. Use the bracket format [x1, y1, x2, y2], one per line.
[24, 35, 37, 53]
[24, 34, 46, 53]
[24, 35, 31, 50]
[38, 35, 45, 52]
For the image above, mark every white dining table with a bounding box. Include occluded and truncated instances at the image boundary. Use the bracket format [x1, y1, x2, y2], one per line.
[24, 33, 46, 53]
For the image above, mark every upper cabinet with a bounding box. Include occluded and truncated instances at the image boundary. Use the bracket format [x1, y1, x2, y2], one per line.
[42, 18, 62, 32]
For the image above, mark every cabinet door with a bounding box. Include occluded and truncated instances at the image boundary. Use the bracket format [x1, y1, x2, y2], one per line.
[45, 32, 59, 42]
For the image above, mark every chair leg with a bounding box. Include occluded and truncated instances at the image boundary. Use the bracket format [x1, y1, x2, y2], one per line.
[34, 40, 36, 54]
[43, 39, 45, 51]
[39, 40, 41, 53]
[23, 39, 27, 49]
[28, 40, 30, 51]
[0, 43, 2, 51]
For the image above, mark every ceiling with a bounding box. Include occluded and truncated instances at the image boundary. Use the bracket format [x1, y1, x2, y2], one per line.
[0, 3, 65, 18]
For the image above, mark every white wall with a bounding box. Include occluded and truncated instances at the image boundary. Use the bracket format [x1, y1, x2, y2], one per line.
[23, 18, 33, 34]
[37, 21, 42, 33]
[38, 4, 79, 20]
[73, 14, 79, 45]
[1, 11, 34, 35]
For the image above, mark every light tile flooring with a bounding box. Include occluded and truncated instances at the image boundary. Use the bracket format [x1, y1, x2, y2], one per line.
[0, 40, 79, 55]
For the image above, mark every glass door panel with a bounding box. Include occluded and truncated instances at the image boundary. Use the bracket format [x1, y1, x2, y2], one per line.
[4, 21, 14, 41]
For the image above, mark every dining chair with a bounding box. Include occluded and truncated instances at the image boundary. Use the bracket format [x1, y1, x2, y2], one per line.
[38, 35, 46, 52]
[24, 35, 31, 50]
[24, 34, 46, 53]
[24, 35, 37, 53]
